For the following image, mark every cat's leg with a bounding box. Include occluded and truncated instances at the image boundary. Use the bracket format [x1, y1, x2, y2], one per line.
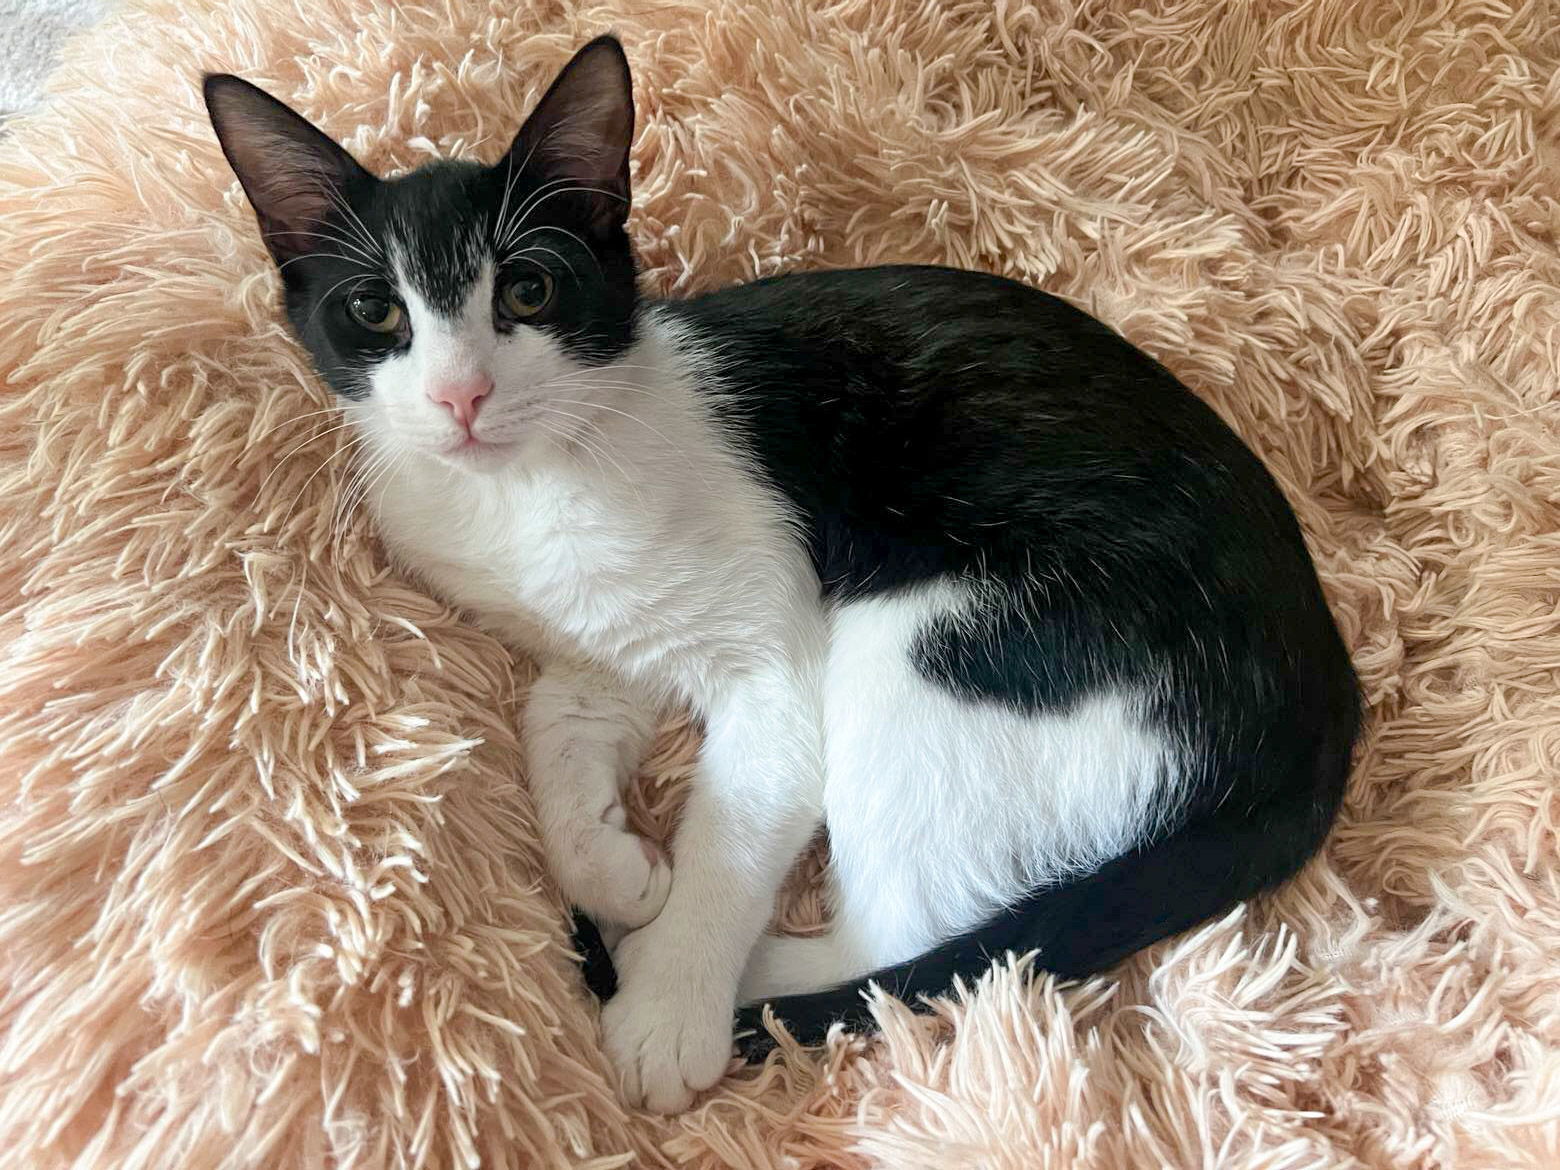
[736, 864, 944, 1003]
[523, 659, 671, 934]
[600, 657, 826, 1113]
[735, 865, 868, 1001]
[738, 929, 861, 1001]
[737, 591, 990, 1009]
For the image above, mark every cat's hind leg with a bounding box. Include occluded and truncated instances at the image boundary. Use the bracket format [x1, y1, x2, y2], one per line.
[739, 928, 862, 1002]
[739, 582, 1176, 1005]
[524, 659, 672, 933]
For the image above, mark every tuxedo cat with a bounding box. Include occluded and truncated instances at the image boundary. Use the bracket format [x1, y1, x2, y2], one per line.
[205, 36, 1360, 1113]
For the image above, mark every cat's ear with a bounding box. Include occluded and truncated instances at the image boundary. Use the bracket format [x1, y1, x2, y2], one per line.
[506, 36, 634, 235]
[203, 74, 375, 268]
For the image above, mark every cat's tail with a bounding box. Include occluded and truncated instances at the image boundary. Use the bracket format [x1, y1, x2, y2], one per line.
[732, 778, 1345, 1059]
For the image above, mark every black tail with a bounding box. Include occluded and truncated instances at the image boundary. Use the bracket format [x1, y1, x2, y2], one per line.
[731, 781, 1344, 1059]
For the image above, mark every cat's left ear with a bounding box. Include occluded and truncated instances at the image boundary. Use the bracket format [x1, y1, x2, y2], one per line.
[506, 36, 634, 236]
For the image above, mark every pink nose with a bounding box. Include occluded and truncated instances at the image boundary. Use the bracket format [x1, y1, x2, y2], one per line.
[427, 373, 493, 431]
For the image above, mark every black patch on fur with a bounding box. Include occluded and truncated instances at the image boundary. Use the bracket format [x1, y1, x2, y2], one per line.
[570, 910, 618, 1001]
[661, 266, 1361, 1052]
[252, 159, 639, 398]
[731, 742, 1357, 1056]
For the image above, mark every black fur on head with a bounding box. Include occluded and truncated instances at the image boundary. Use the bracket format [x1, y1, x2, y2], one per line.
[203, 36, 640, 397]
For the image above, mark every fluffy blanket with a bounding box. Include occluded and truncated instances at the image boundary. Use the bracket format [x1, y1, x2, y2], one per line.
[2, 1, 1557, 1166]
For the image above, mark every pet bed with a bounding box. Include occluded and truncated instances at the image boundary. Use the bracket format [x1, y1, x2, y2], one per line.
[2, 0, 1557, 1165]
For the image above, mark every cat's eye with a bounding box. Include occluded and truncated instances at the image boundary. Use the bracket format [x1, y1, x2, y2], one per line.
[498, 271, 554, 321]
[347, 291, 404, 334]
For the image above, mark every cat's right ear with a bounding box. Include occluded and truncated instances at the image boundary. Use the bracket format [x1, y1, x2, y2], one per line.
[203, 75, 374, 268]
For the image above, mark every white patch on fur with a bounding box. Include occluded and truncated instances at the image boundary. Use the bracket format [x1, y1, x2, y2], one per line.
[522, 661, 670, 932]
[741, 580, 1177, 1001]
[363, 250, 583, 465]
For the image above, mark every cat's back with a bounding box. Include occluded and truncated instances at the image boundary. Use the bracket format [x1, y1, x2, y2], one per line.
[660, 264, 1262, 499]
[656, 265, 1305, 598]
[664, 263, 1167, 398]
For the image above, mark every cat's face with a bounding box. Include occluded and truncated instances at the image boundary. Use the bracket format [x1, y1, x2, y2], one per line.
[205, 37, 638, 470]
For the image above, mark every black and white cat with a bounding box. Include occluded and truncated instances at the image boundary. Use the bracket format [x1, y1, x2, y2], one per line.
[205, 37, 1361, 1113]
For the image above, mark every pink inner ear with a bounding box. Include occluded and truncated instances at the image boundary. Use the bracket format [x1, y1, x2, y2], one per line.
[506, 38, 632, 213]
[205, 76, 370, 264]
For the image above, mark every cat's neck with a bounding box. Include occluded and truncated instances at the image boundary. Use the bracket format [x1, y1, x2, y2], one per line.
[359, 306, 804, 679]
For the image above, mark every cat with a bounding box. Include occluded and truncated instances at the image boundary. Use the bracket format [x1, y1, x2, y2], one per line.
[204, 36, 1361, 1114]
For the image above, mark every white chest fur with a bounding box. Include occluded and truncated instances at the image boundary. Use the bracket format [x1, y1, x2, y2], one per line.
[367, 411, 817, 707]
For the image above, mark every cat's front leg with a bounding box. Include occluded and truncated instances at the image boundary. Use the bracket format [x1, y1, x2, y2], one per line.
[523, 660, 672, 934]
[600, 663, 825, 1112]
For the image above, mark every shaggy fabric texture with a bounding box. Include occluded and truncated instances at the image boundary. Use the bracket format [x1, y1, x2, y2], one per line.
[2, 0, 1558, 1166]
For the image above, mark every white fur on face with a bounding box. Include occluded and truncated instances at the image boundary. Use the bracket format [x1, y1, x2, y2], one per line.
[357, 254, 606, 469]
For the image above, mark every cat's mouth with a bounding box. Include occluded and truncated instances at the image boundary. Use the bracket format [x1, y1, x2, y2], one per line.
[436, 432, 515, 464]
[421, 403, 559, 466]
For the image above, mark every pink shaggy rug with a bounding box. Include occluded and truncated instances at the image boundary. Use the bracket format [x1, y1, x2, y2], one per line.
[2, 0, 1558, 1167]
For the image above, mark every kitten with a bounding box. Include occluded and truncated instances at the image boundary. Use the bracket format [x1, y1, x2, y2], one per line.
[205, 37, 1361, 1113]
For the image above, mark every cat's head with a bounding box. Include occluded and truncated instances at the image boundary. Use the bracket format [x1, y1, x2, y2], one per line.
[205, 37, 638, 469]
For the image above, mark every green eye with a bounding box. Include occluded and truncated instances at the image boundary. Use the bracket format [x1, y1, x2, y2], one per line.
[499, 270, 554, 320]
[347, 291, 404, 334]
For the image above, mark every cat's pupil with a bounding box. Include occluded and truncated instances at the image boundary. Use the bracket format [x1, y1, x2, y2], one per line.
[351, 293, 390, 324]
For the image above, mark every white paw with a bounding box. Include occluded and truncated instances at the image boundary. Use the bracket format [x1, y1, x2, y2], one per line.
[554, 812, 672, 933]
[600, 926, 735, 1113]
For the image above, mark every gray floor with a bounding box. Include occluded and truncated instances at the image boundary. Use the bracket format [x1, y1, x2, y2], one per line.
[0, 0, 108, 119]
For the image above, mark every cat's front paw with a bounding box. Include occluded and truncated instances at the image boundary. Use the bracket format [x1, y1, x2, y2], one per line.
[553, 812, 672, 933]
[600, 925, 735, 1113]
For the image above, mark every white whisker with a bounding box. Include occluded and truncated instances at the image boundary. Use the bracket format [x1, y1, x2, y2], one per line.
[257, 418, 358, 501]
[324, 186, 386, 260]
[547, 395, 714, 491]
[269, 226, 382, 269]
[249, 405, 345, 445]
[301, 273, 378, 329]
[498, 177, 625, 253]
[276, 432, 370, 538]
[535, 404, 652, 511]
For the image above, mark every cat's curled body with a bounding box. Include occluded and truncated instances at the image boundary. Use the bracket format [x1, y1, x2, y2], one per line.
[206, 37, 1360, 1112]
